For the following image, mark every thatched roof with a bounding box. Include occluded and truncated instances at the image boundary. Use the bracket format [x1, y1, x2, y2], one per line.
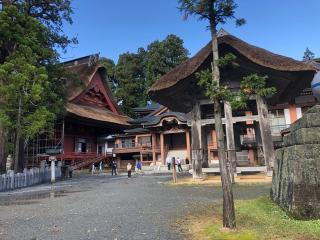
[66, 103, 130, 126]
[149, 30, 317, 112]
[63, 55, 130, 126]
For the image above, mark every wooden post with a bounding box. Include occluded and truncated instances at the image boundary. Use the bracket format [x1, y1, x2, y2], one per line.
[256, 95, 274, 171]
[201, 126, 208, 167]
[224, 102, 237, 182]
[191, 101, 202, 179]
[172, 157, 177, 183]
[152, 133, 157, 165]
[185, 128, 191, 164]
[160, 133, 165, 165]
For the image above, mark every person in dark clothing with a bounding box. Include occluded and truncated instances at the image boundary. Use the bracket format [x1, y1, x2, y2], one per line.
[111, 160, 117, 175]
[177, 157, 183, 172]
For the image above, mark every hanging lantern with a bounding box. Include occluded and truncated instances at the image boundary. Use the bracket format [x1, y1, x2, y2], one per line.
[311, 72, 320, 100]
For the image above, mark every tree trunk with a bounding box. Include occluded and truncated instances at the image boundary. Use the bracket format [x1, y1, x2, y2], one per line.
[14, 97, 22, 173]
[214, 101, 236, 228]
[191, 100, 203, 179]
[0, 125, 6, 173]
[211, 26, 236, 228]
[224, 101, 237, 183]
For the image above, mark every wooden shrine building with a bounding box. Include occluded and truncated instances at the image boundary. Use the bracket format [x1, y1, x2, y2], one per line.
[148, 30, 318, 175]
[24, 55, 131, 169]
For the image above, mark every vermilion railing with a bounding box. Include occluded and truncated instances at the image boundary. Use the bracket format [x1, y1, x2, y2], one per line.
[57, 152, 103, 161]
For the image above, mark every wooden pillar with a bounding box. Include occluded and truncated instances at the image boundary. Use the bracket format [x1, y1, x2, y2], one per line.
[151, 133, 157, 165]
[191, 101, 202, 179]
[224, 102, 237, 168]
[185, 128, 191, 164]
[256, 95, 274, 171]
[289, 104, 297, 123]
[201, 126, 208, 168]
[160, 133, 165, 165]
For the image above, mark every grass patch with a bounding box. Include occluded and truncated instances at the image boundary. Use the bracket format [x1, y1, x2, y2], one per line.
[179, 197, 320, 240]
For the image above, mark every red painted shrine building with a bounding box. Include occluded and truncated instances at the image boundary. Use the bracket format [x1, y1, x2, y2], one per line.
[24, 55, 131, 168]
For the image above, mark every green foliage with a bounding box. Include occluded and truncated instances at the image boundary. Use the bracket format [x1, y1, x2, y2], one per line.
[107, 34, 189, 117]
[196, 69, 247, 109]
[302, 47, 315, 61]
[203, 197, 320, 239]
[144, 34, 189, 89]
[114, 49, 147, 117]
[0, 1, 74, 151]
[216, 53, 238, 68]
[178, 0, 245, 28]
[197, 69, 232, 101]
[241, 74, 276, 98]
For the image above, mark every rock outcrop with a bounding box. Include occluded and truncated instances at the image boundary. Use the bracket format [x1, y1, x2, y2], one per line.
[271, 105, 320, 219]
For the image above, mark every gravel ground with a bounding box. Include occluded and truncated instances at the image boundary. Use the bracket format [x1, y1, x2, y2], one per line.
[0, 174, 270, 240]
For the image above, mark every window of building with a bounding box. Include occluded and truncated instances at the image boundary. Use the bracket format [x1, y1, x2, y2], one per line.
[138, 136, 151, 146]
[268, 109, 287, 135]
[75, 138, 91, 153]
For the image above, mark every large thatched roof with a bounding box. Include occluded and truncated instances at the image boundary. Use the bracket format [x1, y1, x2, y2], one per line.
[63, 55, 130, 127]
[149, 30, 317, 113]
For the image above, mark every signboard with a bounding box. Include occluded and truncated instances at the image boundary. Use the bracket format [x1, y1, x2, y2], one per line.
[46, 148, 62, 156]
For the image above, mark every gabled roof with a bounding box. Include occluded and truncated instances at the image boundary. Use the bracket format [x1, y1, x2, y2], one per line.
[67, 103, 130, 126]
[63, 55, 131, 127]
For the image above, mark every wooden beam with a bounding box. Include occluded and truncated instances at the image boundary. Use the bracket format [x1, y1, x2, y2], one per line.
[224, 102, 237, 181]
[160, 133, 165, 165]
[256, 95, 274, 171]
[191, 101, 203, 179]
[185, 128, 191, 164]
[191, 115, 260, 126]
[151, 133, 157, 165]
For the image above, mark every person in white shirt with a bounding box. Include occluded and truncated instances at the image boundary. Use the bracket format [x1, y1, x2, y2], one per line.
[166, 156, 172, 170]
[176, 157, 183, 172]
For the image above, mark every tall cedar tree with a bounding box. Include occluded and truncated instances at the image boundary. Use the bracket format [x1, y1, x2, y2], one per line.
[302, 47, 315, 61]
[115, 49, 147, 117]
[178, 0, 245, 228]
[111, 35, 188, 117]
[0, 0, 75, 172]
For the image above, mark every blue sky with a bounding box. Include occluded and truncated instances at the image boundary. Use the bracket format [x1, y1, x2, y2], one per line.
[61, 0, 320, 63]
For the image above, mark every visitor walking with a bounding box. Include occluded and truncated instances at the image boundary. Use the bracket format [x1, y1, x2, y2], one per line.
[166, 155, 172, 170]
[99, 161, 103, 173]
[111, 160, 117, 176]
[177, 157, 183, 172]
[91, 163, 96, 175]
[136, 160, 142, 174]
[127, 162, 132, 178]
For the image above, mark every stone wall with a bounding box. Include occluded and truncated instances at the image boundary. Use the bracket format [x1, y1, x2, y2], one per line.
[271, 105, 320, 219]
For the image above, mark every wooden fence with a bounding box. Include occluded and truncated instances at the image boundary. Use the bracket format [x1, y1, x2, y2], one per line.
[0, 166, 61, 192]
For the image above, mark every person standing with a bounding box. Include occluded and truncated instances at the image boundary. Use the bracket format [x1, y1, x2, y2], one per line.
[177, 157, 183, 172]
[166, 155, 171, 170]
[99, 161, 103, 173]
[91, 163, 96, 175]
[111, 160, 117, 176]
[127, 162, 132, 178]
[136, 160, 142, 174]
